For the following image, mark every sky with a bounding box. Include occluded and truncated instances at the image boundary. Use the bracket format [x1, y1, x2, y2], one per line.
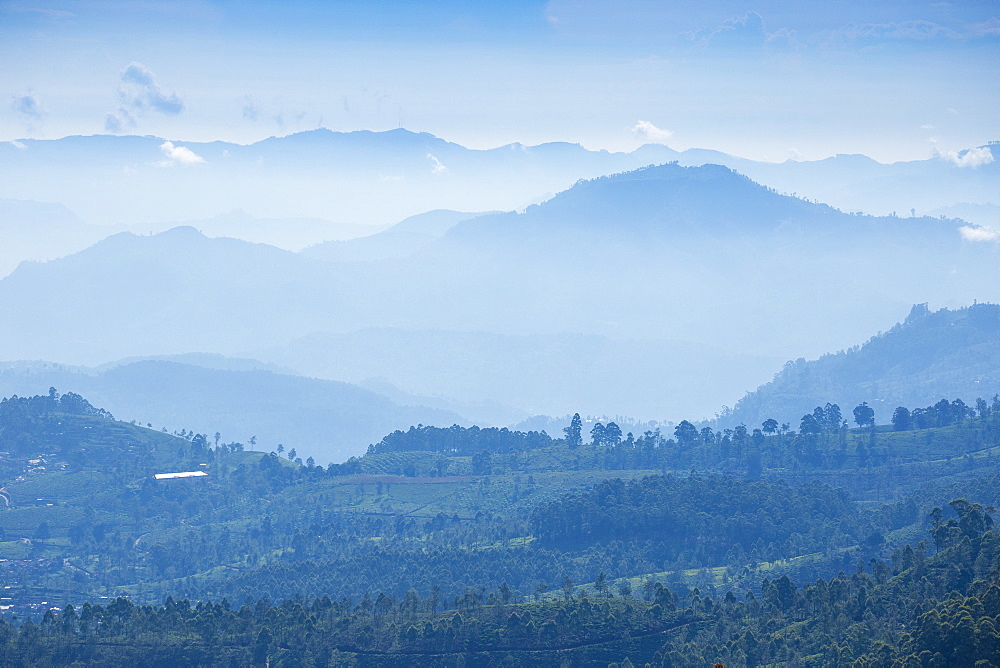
[2, 0, 999, 163]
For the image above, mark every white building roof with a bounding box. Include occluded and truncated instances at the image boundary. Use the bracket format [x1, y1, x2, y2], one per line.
[153, 471, 209, 480]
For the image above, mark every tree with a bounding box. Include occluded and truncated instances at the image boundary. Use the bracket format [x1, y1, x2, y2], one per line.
[853, 402, 875, 428]
[892, 407, 911, 431]
[674, 420, 699, 448]
[591, 422, 606, 446]
[471, 450, 492, 475]
[534, 582, 548, 602]
[595, 571, 609, 597]
[252, 627, 272, 664]
[604, 422, 622, 446]
[813, 406, 827, 431]
[34, 521, 51, 541]
[824, 403, 843, 430]
[799, 413, 822, 436]
[564, 413, 583, 449]
[951, 398, 972, 423]
[761, 418, 778, 435]
[949, 498, 994, 540]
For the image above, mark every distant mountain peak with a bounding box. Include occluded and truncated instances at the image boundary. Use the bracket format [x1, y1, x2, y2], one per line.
[441, 161, 840, 245]
[161, 225, 203, 236]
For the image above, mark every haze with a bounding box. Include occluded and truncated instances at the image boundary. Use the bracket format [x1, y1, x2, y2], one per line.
[1, 0, 998, 464]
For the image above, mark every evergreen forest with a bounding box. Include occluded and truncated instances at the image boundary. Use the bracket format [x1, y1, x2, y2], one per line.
[0, 388, 998, 665]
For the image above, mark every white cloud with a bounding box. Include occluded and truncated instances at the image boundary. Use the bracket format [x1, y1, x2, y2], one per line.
[920, 124, 934, 131]
[105, 62, 184, 133]
[970, 17, 1000, 38]
[960, 225, 1000, 242]
[104, 108, 134, 133]
[157, 141, 205, 167]
[937, 146, 994, 168]
[242, 96, 261, 121]
[836, 20, 956, 43]
[426, 153, 447, 175]
[11, 93, 44, 119]
[704, 11, 767, 49]
[632, 120, 673, 145]
[6, 7, 74, 18]
[120, 62, 183, 114]
[9, 140, 27, 149]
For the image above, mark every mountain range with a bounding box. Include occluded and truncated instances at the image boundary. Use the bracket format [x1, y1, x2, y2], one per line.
[2, 129, 996, 233]
[2, 162, 997, 426]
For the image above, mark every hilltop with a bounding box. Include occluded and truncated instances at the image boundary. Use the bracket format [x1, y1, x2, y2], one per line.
[720, 302, 1000, 427]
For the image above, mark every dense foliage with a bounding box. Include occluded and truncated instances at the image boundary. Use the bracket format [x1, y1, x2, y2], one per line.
[367, 424, 554, 457]
[532, 475, 860, 561]
[0, 389, 998, 665]
[0, 505, 994, 666]
[0, 389, 114, 456]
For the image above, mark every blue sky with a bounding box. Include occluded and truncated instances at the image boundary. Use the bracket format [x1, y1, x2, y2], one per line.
[2, 0, 998, 161]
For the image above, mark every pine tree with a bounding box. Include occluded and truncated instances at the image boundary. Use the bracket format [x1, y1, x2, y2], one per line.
[564, 413, 583, 448]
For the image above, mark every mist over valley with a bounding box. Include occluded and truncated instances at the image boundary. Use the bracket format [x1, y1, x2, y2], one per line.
[2, 3, 999, 665]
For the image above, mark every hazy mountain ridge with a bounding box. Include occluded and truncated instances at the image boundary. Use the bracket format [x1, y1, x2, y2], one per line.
[444, 162, 965, 246]
[253, 328, 781, 421]
[301, 209, 486, 262]
[0, 199, 110, 278]
[0, 201, 382, 278]
[927, 201, 1000, 230]
[0, 226, 338, 361]
[719, 302, 1000, 428]
[2, 129, 995, 230]
[133, 209, 383, 251]
[1, 163, 996, 422]
[0, 359, 466, 463]
[0, 129, 676, 228]
[445, 163, 842, 245]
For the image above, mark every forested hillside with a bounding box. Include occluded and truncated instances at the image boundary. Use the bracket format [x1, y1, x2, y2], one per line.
[0, 387, 997, 664]
[3, 501, 995, 666]
[722, 302, 1000, 428]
